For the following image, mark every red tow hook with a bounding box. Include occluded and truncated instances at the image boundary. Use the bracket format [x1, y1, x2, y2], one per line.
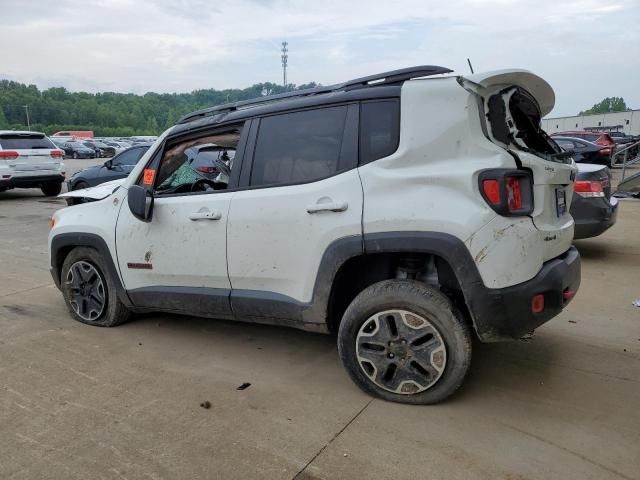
[563, 290, 576, 302]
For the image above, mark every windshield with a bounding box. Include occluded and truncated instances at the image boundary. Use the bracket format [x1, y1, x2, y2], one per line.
[487, 87, 568, 163]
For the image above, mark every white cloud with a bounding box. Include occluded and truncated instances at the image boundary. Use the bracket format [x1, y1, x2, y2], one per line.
[1, 0, 638, 115]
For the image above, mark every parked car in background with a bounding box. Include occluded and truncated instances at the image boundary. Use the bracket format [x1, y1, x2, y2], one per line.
[0, 130, 65, 196]
[551, 131, 616, 160]
[104, 142, 129, 155]
[67, 145, 150, 192]
[571, 163, 618, 239]
[82, 140, 116, 158]
[58, 141, 96, 159]
[553, 136, 612, 167]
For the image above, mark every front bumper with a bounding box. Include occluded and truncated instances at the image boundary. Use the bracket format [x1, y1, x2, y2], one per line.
[0, 174, 65, 189]
[466, 246, 581, 341]
[572, 195, 618, 239]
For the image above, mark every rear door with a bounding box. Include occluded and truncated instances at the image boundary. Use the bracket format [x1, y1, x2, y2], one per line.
[226, 104, 362, 319]
[0, 132, 62, 175]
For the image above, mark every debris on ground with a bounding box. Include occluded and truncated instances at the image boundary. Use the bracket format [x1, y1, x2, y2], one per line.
[237, 382, 251, 391]
[568, 320, 577, 324]
[633, 298, 640, 307]
[200, 401, 211, 409]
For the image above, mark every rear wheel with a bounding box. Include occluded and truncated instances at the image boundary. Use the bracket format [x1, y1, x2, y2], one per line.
[61, 247, 130, 327]
[338, 280, 472, 404]
[41, 183, 62, 196]
[72, 152, 79, 159]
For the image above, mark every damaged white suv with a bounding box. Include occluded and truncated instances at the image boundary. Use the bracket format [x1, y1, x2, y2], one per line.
[49, 66, 580, 404]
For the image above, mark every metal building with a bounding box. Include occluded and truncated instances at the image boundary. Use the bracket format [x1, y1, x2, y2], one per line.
[542, 110, 640, 135]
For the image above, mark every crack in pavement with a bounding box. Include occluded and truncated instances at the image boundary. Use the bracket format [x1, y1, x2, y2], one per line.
[292, 399, 373, 479]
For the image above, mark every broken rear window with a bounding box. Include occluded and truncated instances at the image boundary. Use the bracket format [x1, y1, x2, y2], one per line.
[487, 87, 569, 164]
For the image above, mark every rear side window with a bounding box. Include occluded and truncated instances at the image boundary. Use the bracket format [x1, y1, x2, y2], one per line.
[359, 100, 400, 165]
[112, 147, 148, 166]
[584, 134, 599, 142]
[0, 134, 56, 150]
[250, 106, 348, 187]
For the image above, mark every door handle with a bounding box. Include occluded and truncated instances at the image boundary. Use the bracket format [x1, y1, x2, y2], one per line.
[306, 201, 348, 214]
[189, 210, 221, 221]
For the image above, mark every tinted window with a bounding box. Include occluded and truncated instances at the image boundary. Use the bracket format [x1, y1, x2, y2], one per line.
[250, 106, 348, 187]
[0, 134, 56, 150]
[584, 134, 599, 142]
[112, 147, 147, 166]
[359, 100, 400, 165]
[555, 140, 574, 150]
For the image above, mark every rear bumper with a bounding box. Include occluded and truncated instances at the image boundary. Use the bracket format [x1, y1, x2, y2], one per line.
[466, 246, 581, 341]
[0, 174, 65, 189]
[572, 195, 618, 239]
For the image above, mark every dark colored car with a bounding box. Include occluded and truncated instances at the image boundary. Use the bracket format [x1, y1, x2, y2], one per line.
[57, 141, 96, 159]
[571, 163, 618, 239]
[82, 140, 116, 158]
[67, 145, 150, 190]
[553, 136, 612, 167]
[551, 131, 616, 159]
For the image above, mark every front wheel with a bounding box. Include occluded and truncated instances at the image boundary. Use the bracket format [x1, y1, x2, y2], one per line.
[338, 280, 472, 404]
[60, 247, 130, 327]
[41, 182, 62, 196]
[72, 152, 79, 159]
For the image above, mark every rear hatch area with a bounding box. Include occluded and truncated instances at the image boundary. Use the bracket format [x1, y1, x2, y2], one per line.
[466, 72, 577, 261]
[0, 132, 63, 175]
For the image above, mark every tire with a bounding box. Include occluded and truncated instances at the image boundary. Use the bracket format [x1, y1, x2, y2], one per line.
[73, 152, 79, 159]
[72, 181, 90, 191]
[41, 183, 62, 196]
[338, 280, 472, 405]
[60, 247, 131, 327]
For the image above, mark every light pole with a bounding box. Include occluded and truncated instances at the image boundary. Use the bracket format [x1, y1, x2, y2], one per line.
[281, 41, 288, 89]
[24, 105, 31, 130]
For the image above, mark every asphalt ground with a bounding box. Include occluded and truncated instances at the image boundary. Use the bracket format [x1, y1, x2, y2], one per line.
[1, 160, 639, 479]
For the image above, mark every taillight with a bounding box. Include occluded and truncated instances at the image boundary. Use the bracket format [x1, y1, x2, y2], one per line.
[50, 149, 64, 158]
[574, 180, 604, 198]
[481, 179, 500, 205]
[479, 170, 533, 216]
[0, 150, 19, 160]
[506, 176, 523, 210]
[196, 166, 217, 174]
[599, 148, 611, 156]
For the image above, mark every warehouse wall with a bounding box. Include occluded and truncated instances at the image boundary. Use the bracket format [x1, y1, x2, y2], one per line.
[542, 110, 639, 135]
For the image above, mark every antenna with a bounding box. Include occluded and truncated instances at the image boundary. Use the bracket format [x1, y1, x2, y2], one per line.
[467, 58, 475, 74]
[281, 41, 289, 89]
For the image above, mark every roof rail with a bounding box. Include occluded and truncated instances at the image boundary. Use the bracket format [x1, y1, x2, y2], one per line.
[178, 65, 452, 124]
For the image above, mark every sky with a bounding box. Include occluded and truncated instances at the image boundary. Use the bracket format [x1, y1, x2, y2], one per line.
[1, 0, 638, 117]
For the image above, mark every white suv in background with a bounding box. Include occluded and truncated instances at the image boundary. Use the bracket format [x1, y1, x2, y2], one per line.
[0, 131, 65, 196]
[49, 66, 580, 404]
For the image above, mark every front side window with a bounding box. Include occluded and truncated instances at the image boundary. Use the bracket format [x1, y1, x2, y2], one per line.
[250, 106, 348, 187]
[153, 127, 242, 195]
[359, 100, 400, 165]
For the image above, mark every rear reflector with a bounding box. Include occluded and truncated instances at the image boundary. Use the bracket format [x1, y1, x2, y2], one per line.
[0, 150, 19, 160]
[482, 179, 500, 205]
[531, 294, 545, 314]
[563, 290, 576, 302]
[574, 180, 604, 198]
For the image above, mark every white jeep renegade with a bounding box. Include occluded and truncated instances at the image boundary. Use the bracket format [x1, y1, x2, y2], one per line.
[49, 66, 580, 404]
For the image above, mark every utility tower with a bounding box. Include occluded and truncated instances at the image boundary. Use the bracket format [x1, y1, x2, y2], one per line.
[281, 41, 288, 89]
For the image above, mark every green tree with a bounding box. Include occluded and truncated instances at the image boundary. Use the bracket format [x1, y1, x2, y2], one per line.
[579, 97, 629, 115]
[0, 106, 8, 128]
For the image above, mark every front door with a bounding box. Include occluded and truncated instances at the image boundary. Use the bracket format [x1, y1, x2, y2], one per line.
[115, 124, 247, 319]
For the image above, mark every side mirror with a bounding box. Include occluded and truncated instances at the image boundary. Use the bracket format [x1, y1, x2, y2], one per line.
[104, 159, 113, 169]
[128, 185, 154, 222]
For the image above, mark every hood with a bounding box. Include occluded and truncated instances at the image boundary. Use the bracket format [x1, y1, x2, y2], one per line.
[59, 178, 126, 200]
[462, 69, 555, 117]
